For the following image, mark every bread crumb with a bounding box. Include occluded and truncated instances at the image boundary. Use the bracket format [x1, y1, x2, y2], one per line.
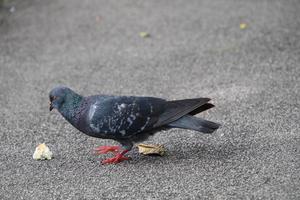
[33, 143, 53, 160]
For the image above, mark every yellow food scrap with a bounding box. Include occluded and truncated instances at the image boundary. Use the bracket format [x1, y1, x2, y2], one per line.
[138, 144, 166, 156]
[240, 23, 247, 30]
[33, 143, 53, 160]
[139, 32, 150, 38]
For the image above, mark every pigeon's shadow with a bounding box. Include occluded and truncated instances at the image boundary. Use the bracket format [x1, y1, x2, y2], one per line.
[173, 143, 239, 161]
[133, 142, 248, 164]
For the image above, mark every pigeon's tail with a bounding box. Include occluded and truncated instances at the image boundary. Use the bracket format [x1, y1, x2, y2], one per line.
[168, 115, 220, 134]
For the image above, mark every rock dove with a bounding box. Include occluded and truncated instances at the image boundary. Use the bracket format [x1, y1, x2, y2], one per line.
[49, 86, 220, 164]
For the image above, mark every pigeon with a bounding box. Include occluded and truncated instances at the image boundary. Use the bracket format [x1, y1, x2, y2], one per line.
[49, 86, 220, 164]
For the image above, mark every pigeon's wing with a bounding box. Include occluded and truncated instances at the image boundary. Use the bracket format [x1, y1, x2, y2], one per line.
[87, 96, 166, 138]
[188, 103, 214, 116]
[153, 98, 211, 127]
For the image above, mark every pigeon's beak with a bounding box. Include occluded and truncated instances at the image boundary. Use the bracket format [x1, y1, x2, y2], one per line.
[49, 102, 53, 111]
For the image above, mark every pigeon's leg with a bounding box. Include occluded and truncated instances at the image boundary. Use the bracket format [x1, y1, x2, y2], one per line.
[101, 141, 132, 164]
[94, 146, 120, 155]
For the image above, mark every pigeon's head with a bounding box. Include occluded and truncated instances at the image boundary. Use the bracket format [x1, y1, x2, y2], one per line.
[49, 86, 73, 111]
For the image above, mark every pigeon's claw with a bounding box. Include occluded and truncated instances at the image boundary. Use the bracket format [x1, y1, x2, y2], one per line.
[94, 146, 120, 155]
[101, 150, 131, 164]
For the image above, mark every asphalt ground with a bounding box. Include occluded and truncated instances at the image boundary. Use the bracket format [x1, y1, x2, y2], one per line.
[0, 0, 299, 199]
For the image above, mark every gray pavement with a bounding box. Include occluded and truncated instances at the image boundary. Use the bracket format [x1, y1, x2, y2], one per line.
[0, 0, 299, 199]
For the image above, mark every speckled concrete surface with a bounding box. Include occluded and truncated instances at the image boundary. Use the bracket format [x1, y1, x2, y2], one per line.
[0, 0, 299, 199]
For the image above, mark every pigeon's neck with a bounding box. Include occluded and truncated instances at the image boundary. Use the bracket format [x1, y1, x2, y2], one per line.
[59, 93, 84, 125]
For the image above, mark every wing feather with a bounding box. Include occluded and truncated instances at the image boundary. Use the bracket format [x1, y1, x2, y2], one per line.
[153, 98, 211, 127]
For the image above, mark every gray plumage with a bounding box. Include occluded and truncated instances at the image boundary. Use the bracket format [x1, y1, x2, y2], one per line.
[49, 86, 220, 163]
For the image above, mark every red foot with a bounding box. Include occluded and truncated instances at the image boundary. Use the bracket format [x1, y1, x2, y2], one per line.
[101, 150, 130, 164]
[94, 146, 120, 155]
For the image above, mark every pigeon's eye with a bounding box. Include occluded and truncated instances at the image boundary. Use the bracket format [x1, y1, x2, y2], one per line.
[50, 96, 58, 101]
